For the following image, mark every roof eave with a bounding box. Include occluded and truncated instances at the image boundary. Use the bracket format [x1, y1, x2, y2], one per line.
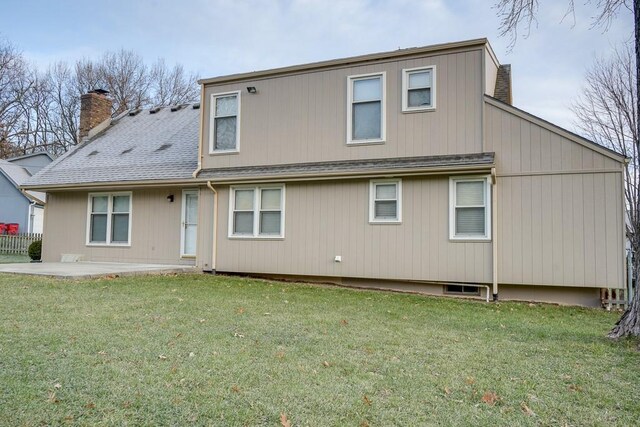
[199, 38, 489, 85]
[201, 163, 495, 184]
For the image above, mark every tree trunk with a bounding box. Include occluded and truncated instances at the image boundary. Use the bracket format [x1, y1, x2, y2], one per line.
[608, 0, 640, 340]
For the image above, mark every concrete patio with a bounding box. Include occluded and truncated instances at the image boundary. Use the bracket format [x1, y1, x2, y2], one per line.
[0, 262, 197, 279]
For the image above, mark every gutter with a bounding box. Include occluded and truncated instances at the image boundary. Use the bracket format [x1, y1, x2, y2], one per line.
[491, 167, 498, 301]
[206, 181, 218, 273]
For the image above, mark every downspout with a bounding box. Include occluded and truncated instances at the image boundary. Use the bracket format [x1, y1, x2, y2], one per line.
[193, 83, 206, 178]
[491, 167, 498, 301]
[206, 181, 218, 272]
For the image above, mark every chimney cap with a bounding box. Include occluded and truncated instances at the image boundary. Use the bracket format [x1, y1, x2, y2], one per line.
[89, 88, 110, 95]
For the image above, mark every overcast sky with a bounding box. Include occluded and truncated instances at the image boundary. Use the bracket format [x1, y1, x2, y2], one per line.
[1, 0, 634, 131]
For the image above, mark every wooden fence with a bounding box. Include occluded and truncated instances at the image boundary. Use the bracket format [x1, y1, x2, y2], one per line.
[0, 233, 42, 255]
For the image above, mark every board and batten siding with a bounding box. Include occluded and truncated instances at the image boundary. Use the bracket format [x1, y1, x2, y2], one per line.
[42, 188, 195, 265]
[207, 177, 492, 284]
[485, 101, 625, 288]
[201, 49, 484, 169]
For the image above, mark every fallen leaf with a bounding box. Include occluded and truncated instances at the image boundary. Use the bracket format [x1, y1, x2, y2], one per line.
[276, 351, 285, 359]
[444, 387, 452, 395]
[481, 391, 498, 406]
[85, 402, 96, 409]
[280, 412, 291, 427]
[363, 395, 372, 406]
[237, 307, 245, 315]
[322, 361, 330, 367]
[521, 402, 535, 416]
[360, 421, 370, 427]
[465, 376, 475, 385]
[568, 384, 582, 392]
[48, 391, 59, 404]
[340, 319, 349, 326]
[231, 385, 240, 393]
[158, 354, 167, 360]
[175, 333, 182, 338]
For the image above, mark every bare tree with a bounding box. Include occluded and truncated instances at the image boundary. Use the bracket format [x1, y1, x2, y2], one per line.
[496, 0, 640, 338]
[573, 45, 640, 337]
[150, 59, 199, 106]
[1, 39, 200, 158]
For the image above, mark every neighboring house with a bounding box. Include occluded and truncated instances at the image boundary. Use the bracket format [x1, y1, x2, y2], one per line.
[0, 152, 51, 234]
[23, 38, 626, 307]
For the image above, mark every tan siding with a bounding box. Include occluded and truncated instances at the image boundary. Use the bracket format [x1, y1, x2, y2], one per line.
[201, 49, 484, 170]
[495, 167, 623, 289]
[485, 102, 621, 173]
[212, 177, 492, 283]
[484, 46, 498, 97]
[42, 188, 194, 265]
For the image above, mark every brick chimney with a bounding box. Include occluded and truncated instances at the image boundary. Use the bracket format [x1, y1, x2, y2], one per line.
[79, 89, 112, 140]
[494, 64, 512, 105]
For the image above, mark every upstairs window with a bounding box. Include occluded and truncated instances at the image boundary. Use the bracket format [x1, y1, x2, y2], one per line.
[347, 73, 385, 144]
[402, 66, 435, 112]
[210, 91, 240, 153]
[230, 185, 285, 238]
[87, 193, 131, 245]
[449, 177, 491, 241]
[369, 180, 402, 223]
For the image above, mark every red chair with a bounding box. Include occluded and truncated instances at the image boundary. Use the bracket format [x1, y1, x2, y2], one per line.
[0, 223, 5, 234]
[7, 223, 19, 235]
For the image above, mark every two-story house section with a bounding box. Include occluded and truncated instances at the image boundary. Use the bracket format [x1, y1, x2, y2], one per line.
[193, 38, 625, 306]
[24, 38, 626, 307]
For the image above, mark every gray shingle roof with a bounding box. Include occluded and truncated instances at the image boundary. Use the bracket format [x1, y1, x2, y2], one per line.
[199, 152, 495, 181]
[24, 105, 200, 188]
[0, 159, 46, 203]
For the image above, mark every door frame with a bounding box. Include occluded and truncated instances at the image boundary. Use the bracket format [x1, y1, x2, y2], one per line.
[180, 189, 198, 258]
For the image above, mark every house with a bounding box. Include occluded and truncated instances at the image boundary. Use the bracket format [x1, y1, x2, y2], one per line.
[23, 38, 626, 307]
[0, 152, 52, 234]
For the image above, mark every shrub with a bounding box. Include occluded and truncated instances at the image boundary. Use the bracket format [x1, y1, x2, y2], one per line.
[28, 240, 42, 261]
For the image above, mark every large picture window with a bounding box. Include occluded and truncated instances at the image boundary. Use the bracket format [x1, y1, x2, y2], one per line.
[347, 73, 385, 144]
[449, 177, 491, 240]
[210, 91, 240, 153]
[87, 193, 132, 245]
[229, 185, 285, 238]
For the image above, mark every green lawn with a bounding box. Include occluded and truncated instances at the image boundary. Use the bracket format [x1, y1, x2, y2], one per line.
[0, 274, 638, 426]
[0, 253, 30, 264]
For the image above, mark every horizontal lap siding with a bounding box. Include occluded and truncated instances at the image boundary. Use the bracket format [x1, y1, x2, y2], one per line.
[485, 102, 624, 288]
[214, 178, 492, 283]
[201, 49, 483, 170]
[42, 188, 194, 265]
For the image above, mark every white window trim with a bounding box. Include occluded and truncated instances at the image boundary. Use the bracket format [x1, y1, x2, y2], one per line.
[209, 90, 241, 154]
[228, 184, 285, 239]
[347, 72, 386, 145]
[449, 176, 491, 241]
[369, 179, 402, 224]
[402, 65, 436, 112]
[85, 192, 132, 247]
[180, 189, 198, 258]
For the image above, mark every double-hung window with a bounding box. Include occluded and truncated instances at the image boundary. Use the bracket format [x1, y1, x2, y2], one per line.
[369, 180, 401, 223]
[87, 193, 132, 245]
[402, 66, 435, 111]
[230, 185, 285, 238]
[347, 73, 385, 144]
[449, 177, 491, 240]
[210, 91, 240, 153]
